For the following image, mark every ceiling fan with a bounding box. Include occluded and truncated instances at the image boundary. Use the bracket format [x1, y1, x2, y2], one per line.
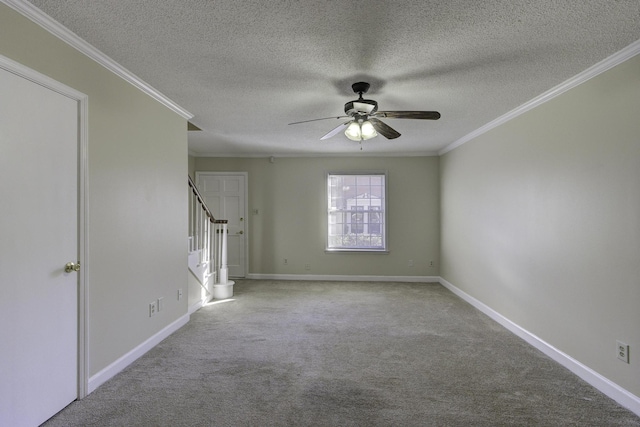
[289, 82, 440, 142]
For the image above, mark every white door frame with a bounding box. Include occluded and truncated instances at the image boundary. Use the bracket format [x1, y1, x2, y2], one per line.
[0, 55, 90, 398]
[195, 171, 248, 277]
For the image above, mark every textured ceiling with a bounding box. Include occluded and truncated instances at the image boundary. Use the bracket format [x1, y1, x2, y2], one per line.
[27, 1, 640, 156]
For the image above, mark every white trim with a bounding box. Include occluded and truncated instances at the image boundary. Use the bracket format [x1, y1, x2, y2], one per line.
[189, 299, 205, 315]
[1, 0, 193, 120]
[77, 74, 90, 400]
[439, 277, 640, 417]
[0, 54, 91, 399]
[191, 151, 441, 158]
[88, 314, 189, 394]
[439, 39, 640, 155]
[0, 54, 86, 99]
[246, 273, 439, 283]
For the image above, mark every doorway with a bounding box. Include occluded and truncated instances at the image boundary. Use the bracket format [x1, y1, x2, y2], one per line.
[0, 56, 88, 426]
[196, 172, 248, 278]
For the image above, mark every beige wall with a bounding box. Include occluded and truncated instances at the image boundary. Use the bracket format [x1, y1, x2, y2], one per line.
[1, 5, 188, 376]
[188, 154, 196, 179]
[195, 156, 440, 277]
[440, 54, 640, 395]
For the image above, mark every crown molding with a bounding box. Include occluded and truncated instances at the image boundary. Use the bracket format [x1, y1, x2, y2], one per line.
[2, 0, 193, 120]
[439, 38, 640, 156]
[190, 151, 441, 158]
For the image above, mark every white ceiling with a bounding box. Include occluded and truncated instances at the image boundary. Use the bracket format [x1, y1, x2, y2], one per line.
[27, 1, 640, 157]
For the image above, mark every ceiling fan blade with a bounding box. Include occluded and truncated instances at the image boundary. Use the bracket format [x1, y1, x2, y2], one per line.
[369, 118, 401, 139]
[375, 111, 441, 120]
[288, 116, 349, 125]
[320, 121, 352, 140]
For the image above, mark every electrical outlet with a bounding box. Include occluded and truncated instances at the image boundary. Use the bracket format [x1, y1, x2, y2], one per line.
[617, 341, 630, 363]
[157, 297, 164, 312]
[177, 288, 183, 301]
[408, 259, 414, 267]
[305, 263, 311, 271]
[149, 301, 157, 317]
[284, 258, 288, 265]
[429, 260, 434, 267]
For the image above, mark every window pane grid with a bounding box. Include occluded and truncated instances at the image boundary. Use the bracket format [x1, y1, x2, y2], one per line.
[327, 173, 386, 251]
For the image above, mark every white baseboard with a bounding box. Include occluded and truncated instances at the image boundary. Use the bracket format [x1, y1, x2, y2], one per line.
[87, 313, 189, 394]
[189, 299, 204, 315]
[246, 273, 439, 283]
[189, 291, 216, 314]
[85, 275, 639, 416]
[439, 277, 640, 417]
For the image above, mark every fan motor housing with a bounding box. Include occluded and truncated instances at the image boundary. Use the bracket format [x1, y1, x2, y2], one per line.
[344, 99, 378, 116]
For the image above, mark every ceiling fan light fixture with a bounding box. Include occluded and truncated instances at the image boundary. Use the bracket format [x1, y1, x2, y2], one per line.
[345, 121, 362, 141]
[361, 121, 377, 140]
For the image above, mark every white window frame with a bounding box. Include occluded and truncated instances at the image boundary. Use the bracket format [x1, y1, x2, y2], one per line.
[326, 171, 388, 252]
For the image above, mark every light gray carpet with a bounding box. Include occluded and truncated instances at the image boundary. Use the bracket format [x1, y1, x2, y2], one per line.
[44, 280, 640, 426]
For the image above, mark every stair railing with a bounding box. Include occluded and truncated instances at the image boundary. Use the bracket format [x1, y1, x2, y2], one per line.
[188, 176, 230, 291]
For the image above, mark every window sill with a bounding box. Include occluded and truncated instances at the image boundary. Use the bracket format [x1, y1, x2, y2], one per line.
[325, 248, 389, 254]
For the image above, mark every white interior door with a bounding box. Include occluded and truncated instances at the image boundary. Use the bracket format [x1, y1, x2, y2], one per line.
[197, 173, 247, 277]
[0, 64, 80, 426]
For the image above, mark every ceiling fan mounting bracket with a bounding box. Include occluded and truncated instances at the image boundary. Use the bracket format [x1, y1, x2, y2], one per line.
[351, 82, 370, 97]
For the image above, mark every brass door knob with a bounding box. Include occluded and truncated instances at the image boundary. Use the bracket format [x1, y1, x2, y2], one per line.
[237, 230, 244, 235]
[64, 262, 80, 273]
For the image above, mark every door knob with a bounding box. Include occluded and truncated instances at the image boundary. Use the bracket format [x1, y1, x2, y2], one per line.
[64, 262, 80, 273]
[237, 230, 244, 235]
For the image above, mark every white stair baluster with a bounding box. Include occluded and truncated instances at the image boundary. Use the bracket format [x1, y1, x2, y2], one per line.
[219, 222, 229, 284]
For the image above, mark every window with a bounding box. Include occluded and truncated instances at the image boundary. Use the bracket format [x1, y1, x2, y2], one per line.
[327, 172, 387, 251]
